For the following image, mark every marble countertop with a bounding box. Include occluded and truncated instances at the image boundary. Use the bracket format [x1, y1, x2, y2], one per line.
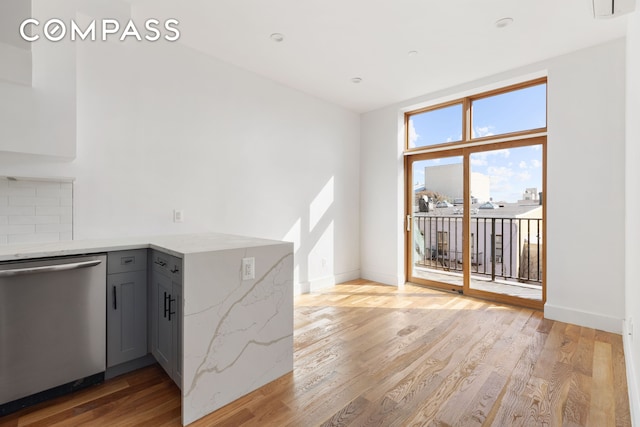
[0, 232, 289, 262]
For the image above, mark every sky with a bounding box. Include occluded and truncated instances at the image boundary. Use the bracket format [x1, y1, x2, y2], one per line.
[410, 83, 545, 202]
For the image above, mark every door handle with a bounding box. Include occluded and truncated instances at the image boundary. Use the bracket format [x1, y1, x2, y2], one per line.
[113, 286, 117, 310]
[406, 215, 411, 232]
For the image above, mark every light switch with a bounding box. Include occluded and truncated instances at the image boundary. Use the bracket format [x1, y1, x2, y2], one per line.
[173, 209, 184, 223]
[242, 257, 255, 280]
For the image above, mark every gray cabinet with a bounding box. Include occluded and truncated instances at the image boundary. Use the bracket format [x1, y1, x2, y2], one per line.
[150, 250, 182, 388]
[106, 250, 148, 368]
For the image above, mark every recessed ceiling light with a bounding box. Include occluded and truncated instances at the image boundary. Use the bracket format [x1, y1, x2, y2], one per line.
[270, 33, 284, 42]
[408, 50, 419, 57]
[351, 77, 362, 84]
[495, 17, 514, 28]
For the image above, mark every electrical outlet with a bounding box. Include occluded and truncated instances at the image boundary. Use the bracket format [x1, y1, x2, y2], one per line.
[173, 209, 184, 223]
[242, 257, 255, 280]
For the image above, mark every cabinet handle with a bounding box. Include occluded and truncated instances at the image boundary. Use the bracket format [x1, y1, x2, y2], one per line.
[170, 266, 179, 273]
[113, 286, 117, 310]
[163, 291, 169, 318]
[155, 260, 167, 267]
[168, 297, 176, 321]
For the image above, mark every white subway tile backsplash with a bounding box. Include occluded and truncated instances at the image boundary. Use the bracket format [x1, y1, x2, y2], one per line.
[9, 196, 61, 207]
[0, 177, 73, 245]
[9, 216, 60, 225]
[8, 232, 61, 244]
[36, 188, 64, 197]
[36, 206, 72, 216]
[9, 180, 60, 189]
[0, 206, 36, 216]
[0, 224, 35, 235]
[0, 187, 36, 197]
[36, 223, 72, 233]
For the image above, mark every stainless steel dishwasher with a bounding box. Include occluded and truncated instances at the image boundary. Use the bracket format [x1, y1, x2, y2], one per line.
[0, 254, 107, 414]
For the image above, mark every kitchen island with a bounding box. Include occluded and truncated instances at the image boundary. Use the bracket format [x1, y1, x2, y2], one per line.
[0, 233, 294, 426]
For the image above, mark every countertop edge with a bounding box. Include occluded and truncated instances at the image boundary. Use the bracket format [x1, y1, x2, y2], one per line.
[0, 233, 292, 262]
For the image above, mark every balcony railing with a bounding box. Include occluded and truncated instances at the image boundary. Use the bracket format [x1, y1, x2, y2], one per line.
[413, 215, 542, 284]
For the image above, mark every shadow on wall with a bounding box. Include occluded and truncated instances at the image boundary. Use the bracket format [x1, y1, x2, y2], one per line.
[283, 176, 335, 294]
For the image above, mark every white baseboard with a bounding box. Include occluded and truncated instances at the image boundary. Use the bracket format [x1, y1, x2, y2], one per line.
[334, 269, 361, 285]
[361, 269, 404, 286]
[295, 269, 361, 294]
[623, 321, 640, 426]
[544, 303, 623, 334]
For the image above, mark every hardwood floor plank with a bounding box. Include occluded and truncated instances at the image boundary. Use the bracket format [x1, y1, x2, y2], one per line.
[589, 341, 616, 427]
[435, 308, 534, 426]
[564, 371, 592, 427]
[480, 313, 548, 426]
[1, 281, 630, 427]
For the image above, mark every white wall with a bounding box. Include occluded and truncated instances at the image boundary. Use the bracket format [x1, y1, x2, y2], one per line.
[625, 8, 640, 424]
[0, 0, 76, 158]
[360, 39, 626, 333]
[0, 4, 361, 293]
[545, 40, 626, 333]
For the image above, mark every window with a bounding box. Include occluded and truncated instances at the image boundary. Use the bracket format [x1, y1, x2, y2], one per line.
[495, 235, 503, 264]
[405, 77, 547, 151]
[407, 103, 463, 149]
[471, 82, 547, 139]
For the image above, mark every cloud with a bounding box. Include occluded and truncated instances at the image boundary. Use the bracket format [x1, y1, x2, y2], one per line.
[471, 158, 487, 166]
[516, 171, 532, 181]
[530, 159, 541, 168]
[408, 119, 419, 147]
[488, 166, 514, 179]
[519, 161, 528, 169]
[474, 126, 495, 138]
[471, 149, 511, 165]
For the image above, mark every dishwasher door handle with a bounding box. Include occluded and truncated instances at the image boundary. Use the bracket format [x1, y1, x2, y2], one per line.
[0, 259, 102, 277]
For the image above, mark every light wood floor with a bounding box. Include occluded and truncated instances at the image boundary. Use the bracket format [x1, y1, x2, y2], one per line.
[0, 280, 630, 426]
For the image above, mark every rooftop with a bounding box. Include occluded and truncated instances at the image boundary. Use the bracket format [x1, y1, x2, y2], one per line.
[416, 202, 542, 219]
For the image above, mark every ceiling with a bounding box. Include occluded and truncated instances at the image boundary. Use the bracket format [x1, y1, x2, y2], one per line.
[136, 0, 630, 113]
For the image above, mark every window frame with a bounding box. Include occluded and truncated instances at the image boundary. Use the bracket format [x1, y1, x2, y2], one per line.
[404, 77, 547, 153]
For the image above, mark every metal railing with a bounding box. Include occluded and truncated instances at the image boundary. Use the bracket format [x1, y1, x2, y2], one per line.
[413, 215, 542, 284]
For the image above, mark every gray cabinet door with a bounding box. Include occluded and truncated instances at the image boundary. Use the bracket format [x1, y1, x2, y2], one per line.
[106, 270, 147, 368]
[150, 250, 183, 388]
[151, 270, 174, 377]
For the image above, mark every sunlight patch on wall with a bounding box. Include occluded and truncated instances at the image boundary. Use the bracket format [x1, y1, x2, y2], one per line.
[309, 176, 334, 232]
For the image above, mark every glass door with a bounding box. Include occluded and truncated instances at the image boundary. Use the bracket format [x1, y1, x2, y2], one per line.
[407, 152, 465, 292]
[467, 142, 544, 303]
